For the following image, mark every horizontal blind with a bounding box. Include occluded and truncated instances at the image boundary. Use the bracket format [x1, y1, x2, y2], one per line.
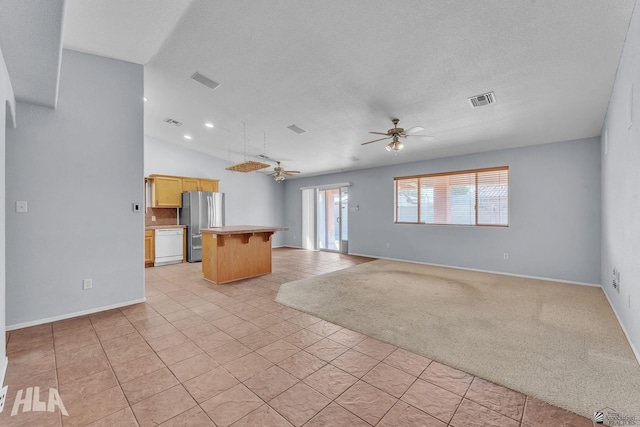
[395, 166, 509, 226]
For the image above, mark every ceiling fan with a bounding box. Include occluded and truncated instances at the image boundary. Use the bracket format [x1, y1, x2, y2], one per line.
[268, 161, 300, 182]
[362, 118, 434, 152]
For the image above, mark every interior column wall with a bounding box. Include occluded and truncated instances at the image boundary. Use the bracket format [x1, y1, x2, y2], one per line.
[5, 49, 144, 328]
[601, 0, 640, 359]
[0, 43, 15, 385]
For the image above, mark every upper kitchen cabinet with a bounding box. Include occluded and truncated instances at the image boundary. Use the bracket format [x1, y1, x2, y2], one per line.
[149, 175, 182, 208]
[183, 177, 218, 193]
[199, 179, 219, 192]
[147, 174, 220, 208]
[182, 178, 200, 193]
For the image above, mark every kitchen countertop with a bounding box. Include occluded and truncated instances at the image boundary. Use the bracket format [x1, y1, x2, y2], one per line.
[145, 225, 187, 230]
[202, 225, 288, 235]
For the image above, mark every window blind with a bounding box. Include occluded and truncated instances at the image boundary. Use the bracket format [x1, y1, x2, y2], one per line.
[395, 166, 509, 226]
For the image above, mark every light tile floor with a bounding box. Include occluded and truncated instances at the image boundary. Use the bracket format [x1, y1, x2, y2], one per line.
[2, 248, 595, 426]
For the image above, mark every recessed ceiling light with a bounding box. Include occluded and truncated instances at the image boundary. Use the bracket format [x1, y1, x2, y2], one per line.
[184, 135, 192, 140]
[205, 122, 214, 128]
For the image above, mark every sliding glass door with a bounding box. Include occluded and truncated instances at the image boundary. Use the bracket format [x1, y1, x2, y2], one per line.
[317, 187, 348, 253]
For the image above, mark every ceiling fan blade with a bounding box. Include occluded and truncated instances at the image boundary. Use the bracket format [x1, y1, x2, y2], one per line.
[361, 136, 392, 145]
[369, 131, 389, 136]
[404, 126, 425, 135]
[285, 170, 301, 174]
[402, 134, 434, 140]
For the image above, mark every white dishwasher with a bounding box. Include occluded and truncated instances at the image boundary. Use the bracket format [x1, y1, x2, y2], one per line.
[154, 228, 184, 266]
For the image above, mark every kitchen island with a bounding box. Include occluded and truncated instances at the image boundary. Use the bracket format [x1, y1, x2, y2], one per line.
[201, 225, 288, 284]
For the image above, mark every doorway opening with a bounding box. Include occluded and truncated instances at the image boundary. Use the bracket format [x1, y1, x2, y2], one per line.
[317, 186, 348, 253]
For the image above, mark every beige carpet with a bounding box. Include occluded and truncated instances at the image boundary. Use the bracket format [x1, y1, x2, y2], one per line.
[275, 259, 640, 419]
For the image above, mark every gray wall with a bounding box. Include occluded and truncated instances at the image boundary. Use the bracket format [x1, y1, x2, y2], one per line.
[144, 136, 286, 246]
[284, 137, 601, 284]
[1, 43, 15, 381]
[5, 49, 144, 328]
[601, 0, 640, 357]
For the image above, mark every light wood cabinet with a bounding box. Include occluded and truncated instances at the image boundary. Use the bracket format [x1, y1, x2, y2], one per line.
[150, 175, 182, 208]
[144, 230, 154, 267]
[147, 174, 220, 208]
[199, 179, 219, 192]
[181, 178, 200, 193]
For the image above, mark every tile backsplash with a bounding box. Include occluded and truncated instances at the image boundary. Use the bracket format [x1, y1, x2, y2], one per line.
[145, 207, 178, 226]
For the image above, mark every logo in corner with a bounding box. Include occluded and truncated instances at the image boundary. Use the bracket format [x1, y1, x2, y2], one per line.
[593, 410, 605, 424]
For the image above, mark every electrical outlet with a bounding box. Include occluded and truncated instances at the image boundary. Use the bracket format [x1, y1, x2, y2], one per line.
[386, 243, 390, 249]
[83, 279, 92, 290]
[503, 252, 509, 260]
[151, 215, 156, 222]
[0, 385, 7, 413]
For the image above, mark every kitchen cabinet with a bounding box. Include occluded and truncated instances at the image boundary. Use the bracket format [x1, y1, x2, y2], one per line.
[150, 175, 182, 208]
[199, 179, 219, 192]
[183, 178, 218, 193]
[144, 230, 154, 267]
[181, 178, 200, 193]
[147, 174, 220, 208]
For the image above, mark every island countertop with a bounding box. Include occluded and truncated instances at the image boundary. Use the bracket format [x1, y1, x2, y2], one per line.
[202, 225, 288, 235]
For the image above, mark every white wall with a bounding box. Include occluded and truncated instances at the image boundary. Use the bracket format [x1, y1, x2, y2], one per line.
[1, 43, 16, 384]
[601, 0, 640, 358]
[144, 136, 286, 245]
[284, 137, 602, 285]
[5, 49, 144, 328]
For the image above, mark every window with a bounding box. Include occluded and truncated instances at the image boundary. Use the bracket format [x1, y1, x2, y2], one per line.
[395, 166, 509, 226]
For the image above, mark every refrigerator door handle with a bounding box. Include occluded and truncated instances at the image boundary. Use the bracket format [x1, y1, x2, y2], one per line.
[207, 195, 213, 228]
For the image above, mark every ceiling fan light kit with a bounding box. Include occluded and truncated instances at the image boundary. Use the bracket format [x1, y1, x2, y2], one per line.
[362, 118, 433, 152]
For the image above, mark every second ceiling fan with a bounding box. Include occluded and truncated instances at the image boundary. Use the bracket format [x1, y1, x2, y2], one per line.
[268, 161, 300, 182]
[362, 118, 434, 152]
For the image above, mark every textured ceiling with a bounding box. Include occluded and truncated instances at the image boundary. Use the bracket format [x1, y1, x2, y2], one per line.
[0, 0, 65, 108]
[5, 1, 637, 177]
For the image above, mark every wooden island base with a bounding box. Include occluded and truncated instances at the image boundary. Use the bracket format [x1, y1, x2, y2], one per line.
[202, 226, 287, 284]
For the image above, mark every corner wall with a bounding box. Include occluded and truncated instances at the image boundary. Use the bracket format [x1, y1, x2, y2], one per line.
[601, 0, 640, 358]
[5, 49, 145, 328]
[0, 42, 16, 385]
[284, 137, 602, 285]
[144, 136, 286, 246]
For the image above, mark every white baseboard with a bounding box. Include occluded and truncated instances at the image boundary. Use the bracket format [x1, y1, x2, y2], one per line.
[347, 252, 601, 287]
[6, 298, 146, 331]
[602, 290, 640, 366]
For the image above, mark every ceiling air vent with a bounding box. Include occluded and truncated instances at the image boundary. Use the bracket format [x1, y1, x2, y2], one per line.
[287, 124, 306, 134]
[191, 72, 220, 91]
[163, 118, 183, 127]
[468, 92, 496, 108]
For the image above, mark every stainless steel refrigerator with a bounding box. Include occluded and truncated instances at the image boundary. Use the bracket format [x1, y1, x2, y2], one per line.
[179, 191, 225, 262]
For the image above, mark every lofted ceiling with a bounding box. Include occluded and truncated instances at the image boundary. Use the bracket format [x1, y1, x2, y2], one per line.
[3, 1, 637, 177]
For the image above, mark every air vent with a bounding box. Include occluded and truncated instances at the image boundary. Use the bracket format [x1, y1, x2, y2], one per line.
[468, 92, 496, 108]
[257, 154, 274, 161]
[191, 72, 220, 90]
[287, 124, 306, 134]
[163, 118, 183, 127]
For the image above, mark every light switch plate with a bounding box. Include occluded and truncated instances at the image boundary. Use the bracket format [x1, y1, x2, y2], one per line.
[16, 201, 28, 213]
